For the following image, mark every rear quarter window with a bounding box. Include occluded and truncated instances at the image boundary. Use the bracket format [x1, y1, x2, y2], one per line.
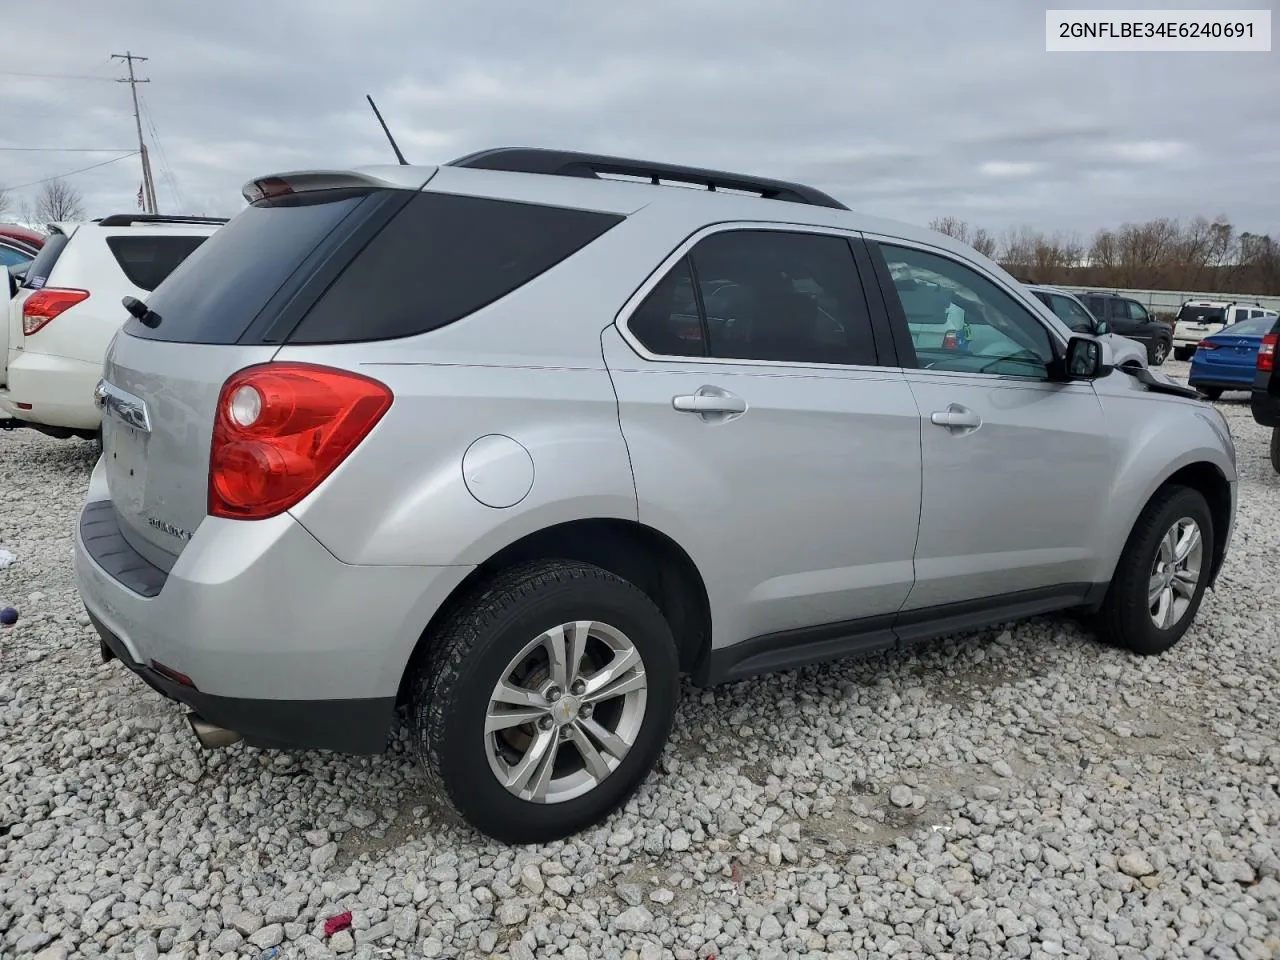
[106, 235, 210, 292]
[20, 231, 69, 289]
[124, 189, 372, 344]
[285, 192, 624, 344]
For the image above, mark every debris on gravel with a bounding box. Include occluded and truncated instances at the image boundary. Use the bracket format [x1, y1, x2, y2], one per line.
[2, 371, 1278, 959]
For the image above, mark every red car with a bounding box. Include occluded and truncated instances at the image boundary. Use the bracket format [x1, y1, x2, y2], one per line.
[1, 224, 44, 263]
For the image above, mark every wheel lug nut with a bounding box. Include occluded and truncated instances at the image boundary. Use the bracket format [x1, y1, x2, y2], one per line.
[538, 716, 553, 731]
[571, 679, 586, 695]
[546, 686, 562, 702]
[581, 705, 593, 719]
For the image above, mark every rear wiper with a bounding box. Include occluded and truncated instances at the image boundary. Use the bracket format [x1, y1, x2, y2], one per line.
[122, 295, 161, 329]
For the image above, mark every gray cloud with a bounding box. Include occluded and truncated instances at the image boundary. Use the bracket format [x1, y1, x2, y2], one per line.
[2, 0, 1277, 237]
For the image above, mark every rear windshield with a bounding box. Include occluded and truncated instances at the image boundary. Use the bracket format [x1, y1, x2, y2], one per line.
[106, 235, 209, 292]
[1177, 305, 1227, 323]
[124, 190, 370, 344]
[20, 231, 69, 289]
[286, 192, 624, 344]
[1221, 315, 1275, 338]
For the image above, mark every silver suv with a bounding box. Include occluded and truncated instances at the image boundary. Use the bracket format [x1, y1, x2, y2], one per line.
[74, 149, 1238, 843]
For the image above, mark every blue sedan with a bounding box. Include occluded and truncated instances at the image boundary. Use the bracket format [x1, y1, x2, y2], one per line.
[1188, 314, 1276, 399]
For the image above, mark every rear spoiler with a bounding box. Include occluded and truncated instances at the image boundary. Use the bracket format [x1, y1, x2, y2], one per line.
[242, 167, 437, 203]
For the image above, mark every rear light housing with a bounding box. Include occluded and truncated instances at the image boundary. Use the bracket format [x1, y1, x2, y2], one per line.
[22, 288, 89, 335]
[1196, 339, 1218, 351]
[1260, 332, 1277, 372]
[941, 329, 959, 350]
[208, 363, 393, 520]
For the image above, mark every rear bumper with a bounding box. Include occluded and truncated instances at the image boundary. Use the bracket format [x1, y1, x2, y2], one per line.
[88, 610, 395, 753]
[73, 459, 474, 753]
[1187, 370, 1254, 391]
[0, 352, 103, 430]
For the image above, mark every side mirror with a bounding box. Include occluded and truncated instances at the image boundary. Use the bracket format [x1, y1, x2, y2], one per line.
[1094, 319, 1109, 335]
[1063, 336, 1105, 379]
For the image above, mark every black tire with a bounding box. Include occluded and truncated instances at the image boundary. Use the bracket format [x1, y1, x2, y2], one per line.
[1197, 387, 1223, 401]
[1271, 428, 1280, 475]
[1173, 346, 1194, 362]
[412, 560, 679, 843]
[1095, 485, 1214, 656]
[1150, 339, 1170, 366]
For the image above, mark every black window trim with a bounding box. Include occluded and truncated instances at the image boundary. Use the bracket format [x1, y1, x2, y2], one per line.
[614, 221, 897, 371]
[861, 234, 1081, 385]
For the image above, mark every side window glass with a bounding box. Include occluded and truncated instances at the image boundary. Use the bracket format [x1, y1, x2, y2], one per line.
[1233, 308, 1251, 323]
[628, 257, 704, 357]
[688, 230, 877, 365]
[1050, 294, 1094, 332]
[1111, 300, 1128, 320]
[1127, 301, 1148, 322]
[879, 244, 1053, 379]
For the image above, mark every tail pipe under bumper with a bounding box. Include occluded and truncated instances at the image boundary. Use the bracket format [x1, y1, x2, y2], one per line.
[187, 713, 244, 749]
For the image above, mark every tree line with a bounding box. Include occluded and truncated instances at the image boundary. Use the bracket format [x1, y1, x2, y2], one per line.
[0, 178, 87, 225]
[930, 215, 1280, 296]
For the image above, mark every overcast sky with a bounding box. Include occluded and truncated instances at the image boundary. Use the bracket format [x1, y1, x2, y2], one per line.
[3, 0, 1278, 239]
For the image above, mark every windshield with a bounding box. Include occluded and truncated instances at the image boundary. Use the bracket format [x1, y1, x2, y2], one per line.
[1177, 305, 1227, 323]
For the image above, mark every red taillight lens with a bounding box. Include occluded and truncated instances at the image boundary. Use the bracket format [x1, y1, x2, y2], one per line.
[941, 329, 959, 350]
[208, 363, 393, 520]
[1260, 333, 1277, 372]
[22, 288, 89, 335]
[1197, 339, 1218, 351]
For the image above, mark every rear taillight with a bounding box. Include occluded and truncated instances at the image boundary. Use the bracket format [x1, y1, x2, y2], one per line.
[208, 363, 393, 520]
[1260, 333, 1277, 372]
[1197, 339, 1218, 351]
[22, 288, 89, 335]
[941, 329, 959, 350]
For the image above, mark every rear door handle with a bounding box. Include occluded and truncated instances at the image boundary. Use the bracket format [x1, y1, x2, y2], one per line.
[930, 404, 981, 431]
[672, 386, 747, 421]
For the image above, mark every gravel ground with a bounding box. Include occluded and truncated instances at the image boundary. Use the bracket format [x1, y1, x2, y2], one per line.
[2, 362, 1278, 960]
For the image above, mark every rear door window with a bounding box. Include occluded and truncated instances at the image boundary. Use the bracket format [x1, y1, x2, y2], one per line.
[105, 235, 210, 292]
[287, 192, 624, 343]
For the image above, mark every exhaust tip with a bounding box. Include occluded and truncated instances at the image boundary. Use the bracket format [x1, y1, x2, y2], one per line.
[187, 712, 243, 749]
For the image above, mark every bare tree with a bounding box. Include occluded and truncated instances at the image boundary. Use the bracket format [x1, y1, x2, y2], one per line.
[929, 216, 972, 244]
[0, 187, 11, 222]
[33, 178, 86, 223]
[970, 228, 997, 260]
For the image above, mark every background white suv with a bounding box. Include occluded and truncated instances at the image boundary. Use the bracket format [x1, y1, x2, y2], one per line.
[1173, 300, 1279, 360]
[2, 214, 224, 443]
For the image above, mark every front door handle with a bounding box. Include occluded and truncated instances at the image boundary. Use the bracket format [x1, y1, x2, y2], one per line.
[930, 404, 981, 432]
[672, 386, 747, 422]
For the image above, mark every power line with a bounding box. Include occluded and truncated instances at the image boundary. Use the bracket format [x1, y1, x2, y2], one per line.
[0, 147, 137, 153]
[139, 91, 188, 211]
[2, 152, 139, 191]
[0, 70, 117, 82]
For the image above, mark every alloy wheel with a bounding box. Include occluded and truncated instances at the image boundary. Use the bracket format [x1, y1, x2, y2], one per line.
[1148, 517, 1203, 630]
[484, 620, 648, 804]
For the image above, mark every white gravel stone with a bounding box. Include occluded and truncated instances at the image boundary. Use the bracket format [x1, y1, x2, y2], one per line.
[614, 905, 655, 933]
[1, 389, 1277, 959]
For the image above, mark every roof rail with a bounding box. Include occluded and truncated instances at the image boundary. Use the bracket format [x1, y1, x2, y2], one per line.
[96, 214, 230, 227]
[445, 147, 849, 210]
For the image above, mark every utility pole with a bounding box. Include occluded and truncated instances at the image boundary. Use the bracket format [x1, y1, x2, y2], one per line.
[112, 51, 158, 214]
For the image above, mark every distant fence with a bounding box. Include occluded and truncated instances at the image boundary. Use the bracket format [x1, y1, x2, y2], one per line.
[1061, 285, 1280, 316]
